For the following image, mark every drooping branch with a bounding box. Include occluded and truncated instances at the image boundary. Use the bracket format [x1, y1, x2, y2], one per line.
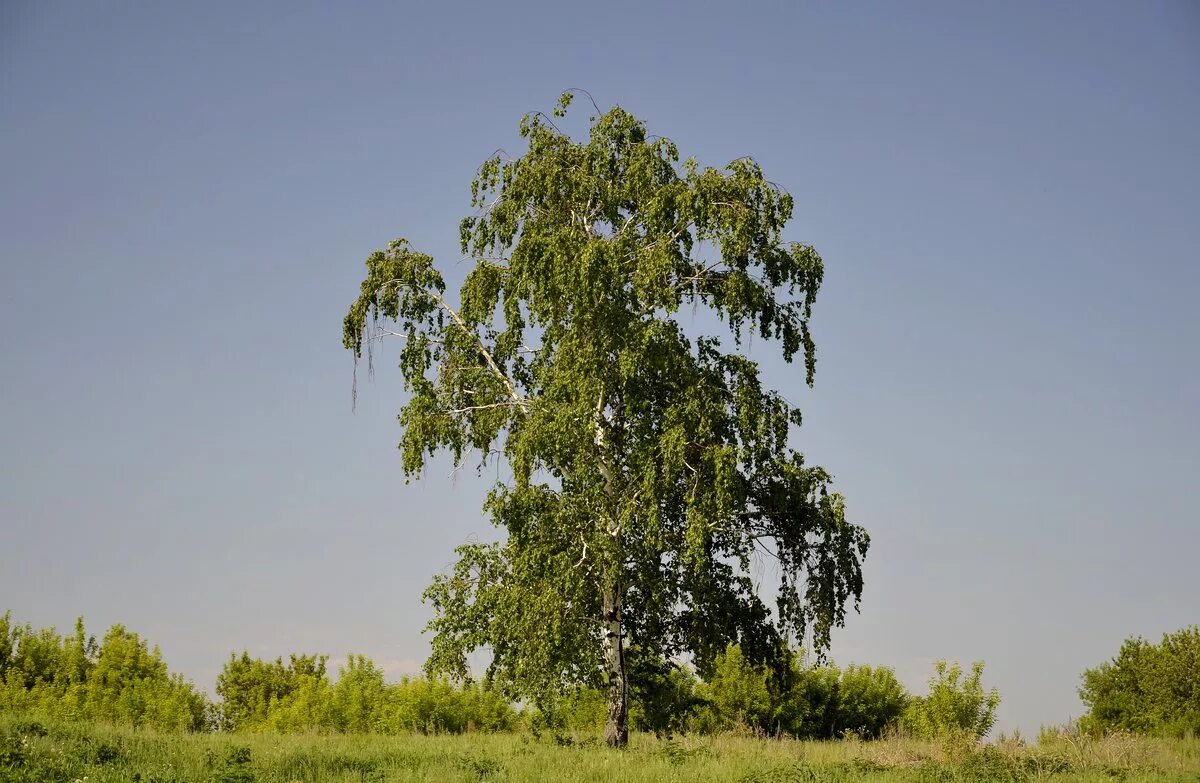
[425, 287, 529, 410]
[370, 277, 531, 412]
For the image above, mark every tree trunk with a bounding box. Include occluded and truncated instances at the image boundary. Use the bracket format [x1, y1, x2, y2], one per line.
[602, 584, 629, 748]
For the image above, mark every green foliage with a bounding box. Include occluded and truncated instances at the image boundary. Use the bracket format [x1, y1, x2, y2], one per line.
[380, 677, 518, 734]
[776, 656, 842, 739]
[694, 645, 909, 739]
[328, 654, 387, 733]
[85, 625, 208, 731]
[0, 613, 207, 731]
[833, 664, 910, 739]
[344, 91, 868, 744]
[1079, 625, 1200, 736]
[529, 655, 704, 738]
[214, 649, 518, 734]
[696, 645, 774, 732]
[627, 653, 704, 736]
[216, 651, 330, 731]
[530, 686, 609, 736]
[213, 746, 257, 783]
[0, 610, 953, 745]
[902, 661, 1000, 741]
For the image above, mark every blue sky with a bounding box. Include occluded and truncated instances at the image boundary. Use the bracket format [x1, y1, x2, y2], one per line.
[1, 1, 1197, 733]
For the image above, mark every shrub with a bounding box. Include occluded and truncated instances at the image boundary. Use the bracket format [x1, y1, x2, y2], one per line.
[1079, 625, 1200, 736]
[217, 648, 518, 734]
[694, 645, 774, 733]
[776, 656, 841, 738]
[0, 614, 208, 731]
[215, 651, 328, 731]
[628, 655, 702, 736]
[379, 675, 516, 733]
[327, 654, 387, 733]
[832, 664, 909, 739]
[696, 645, 911, 739]
[903, 660, 1000, 741]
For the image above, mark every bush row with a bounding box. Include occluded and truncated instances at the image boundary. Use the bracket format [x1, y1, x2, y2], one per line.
[50, 609, 1200, 741]
[582, 645, 998, 741]
[215, 651, 517, 733]
[0, 613, 515, 734]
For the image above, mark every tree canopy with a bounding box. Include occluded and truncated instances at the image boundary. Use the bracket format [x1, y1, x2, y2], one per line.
[343, 91, 869, 746]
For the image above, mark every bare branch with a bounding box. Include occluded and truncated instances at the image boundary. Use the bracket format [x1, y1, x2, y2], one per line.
[575, 535, 589, 568]
[437, 401, 529, 416]
[563, 87, 603, 115]
[676, 260, 729, 290]
[380, 280, 528, 410]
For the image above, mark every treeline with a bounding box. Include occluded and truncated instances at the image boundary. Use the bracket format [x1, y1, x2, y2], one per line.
[4, 611, 1196, 738]
[0, 611, 995, 739]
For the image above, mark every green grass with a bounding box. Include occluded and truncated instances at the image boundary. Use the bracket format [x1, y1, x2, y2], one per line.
[3, 715, 1198, 782]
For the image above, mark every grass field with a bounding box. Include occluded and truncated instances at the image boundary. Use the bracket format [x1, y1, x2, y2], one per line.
[3, 715, 1198, 782]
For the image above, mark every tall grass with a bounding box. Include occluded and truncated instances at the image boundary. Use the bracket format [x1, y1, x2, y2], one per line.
[3, 714, 1198, 783]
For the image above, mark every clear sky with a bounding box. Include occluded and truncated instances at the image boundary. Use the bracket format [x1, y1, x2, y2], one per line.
[2, 1, 1197, 734]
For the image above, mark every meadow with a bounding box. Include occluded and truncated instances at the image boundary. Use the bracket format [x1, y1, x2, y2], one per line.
[4, 715, 1199, 783]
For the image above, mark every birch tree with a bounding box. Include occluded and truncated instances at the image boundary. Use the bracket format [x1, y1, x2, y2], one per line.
[343, 92, 869, 747]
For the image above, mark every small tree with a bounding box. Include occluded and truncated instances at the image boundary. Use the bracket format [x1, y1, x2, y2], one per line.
[215, 652, 328, 731]
[696, 645, 774, 732]
[344, 91, 869, 746]
[834, 663, 909, 739]
[1080, 625, 1200, 736]
[903, 660, 1000, 741]
[328, 654, 386, 733]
